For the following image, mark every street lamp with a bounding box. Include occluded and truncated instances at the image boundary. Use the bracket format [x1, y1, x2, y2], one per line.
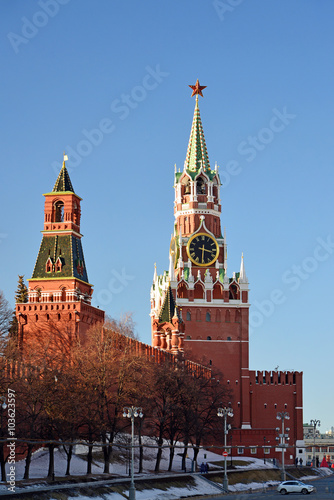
[123, 406, 143, 500]
[276, 411, 290, 481]
[263, 436, 266, 464]
[310, 419, 320, 467]
[217, 406, 233, 493]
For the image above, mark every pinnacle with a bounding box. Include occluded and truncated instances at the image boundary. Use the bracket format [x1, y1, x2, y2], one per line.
[52, 163, 75, 193]
[184, 98, 211, 176]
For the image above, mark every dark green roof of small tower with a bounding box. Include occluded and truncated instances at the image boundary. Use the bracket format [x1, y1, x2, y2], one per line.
[158, 284, 181, 323]
[52, 164, 74, 193]
[31, 234, 89, 283]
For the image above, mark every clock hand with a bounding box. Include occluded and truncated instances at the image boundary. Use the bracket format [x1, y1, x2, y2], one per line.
[201, 245, 205, 263]
[203, 247, 214, 253]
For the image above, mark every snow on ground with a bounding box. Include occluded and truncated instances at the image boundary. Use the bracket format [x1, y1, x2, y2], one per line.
[2, 436, 266, 482]
[1, 439, 327, 499]
[229, 480, 279, 493]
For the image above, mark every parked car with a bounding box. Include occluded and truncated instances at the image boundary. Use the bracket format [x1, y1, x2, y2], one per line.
[277, 480, 316, 495]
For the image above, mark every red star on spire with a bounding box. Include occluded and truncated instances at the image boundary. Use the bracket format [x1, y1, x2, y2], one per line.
[189, 79, 207, 97]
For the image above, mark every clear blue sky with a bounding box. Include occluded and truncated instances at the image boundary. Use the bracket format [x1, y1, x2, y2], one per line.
[1, 1, 333, 432]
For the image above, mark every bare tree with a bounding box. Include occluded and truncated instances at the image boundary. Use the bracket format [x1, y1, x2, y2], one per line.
[0, 291, 12, 338]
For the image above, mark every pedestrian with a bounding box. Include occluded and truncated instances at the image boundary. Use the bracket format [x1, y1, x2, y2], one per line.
[316, 456, 319, 468]
[204, 462, 208, 473]
[295, 457, 298, 467]
[200, 462, 205, 474]
[299, 458, 303, 466]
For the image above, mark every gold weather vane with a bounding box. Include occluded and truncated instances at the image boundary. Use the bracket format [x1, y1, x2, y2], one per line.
[63, 151, 68, 168]
[189, 79, 207, 97]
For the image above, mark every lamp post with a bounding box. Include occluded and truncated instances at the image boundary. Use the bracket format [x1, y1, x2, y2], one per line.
[123, 406, 143, 500]
[217, 406, 233, 493]
[276, 411, 290, 481]
[310, 419, 320, 467]
[263, 436, 266, 464]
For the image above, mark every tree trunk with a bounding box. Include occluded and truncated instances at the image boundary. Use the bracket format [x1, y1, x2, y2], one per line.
[181, 439, 188, 472]
[168, 445, 175, 471]
[102, 442, 111, 474]
[47, 444, 55, 478]
[154, 437, 163, 473]
[64, 445, 73, 476]
[23, 443, 34, 480]
[87, 443, 92, 475]
[193, 445, 200, 469]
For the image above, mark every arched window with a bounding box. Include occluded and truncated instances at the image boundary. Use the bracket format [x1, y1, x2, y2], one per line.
[213, 283, 223, 300]
[73, 202, 80, 225]
[207, 336, 212, 340]
[194, 282, 204, 299]
[215, 310, 221, 322]
[54, 201, 64, 222]
[178, 282, 188, 299]
[197, 177, 206, 194]
[229, 283, 240, 300]
[186, 311, 191, 321]
[225, 310, 230, 322]
[206, 312, 211, 322]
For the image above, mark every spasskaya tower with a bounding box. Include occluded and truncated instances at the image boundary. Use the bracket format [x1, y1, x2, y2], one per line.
[150, 82, 304, 461]
[150, 81, 250, 429]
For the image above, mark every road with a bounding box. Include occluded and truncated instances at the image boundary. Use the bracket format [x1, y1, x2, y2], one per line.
[204, 475, 334, 500]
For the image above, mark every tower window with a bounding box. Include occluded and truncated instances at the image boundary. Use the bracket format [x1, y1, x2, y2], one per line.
[184, 180, 191, 194]
[207, 336, 212, 340]
[55, 257, 62, 272]
[46, 258, 52, 273]
[54, 201, 64, 222]
[206, 312, 211, 322]
[197, 177, 206, 194]
[186, 311, 191, 321]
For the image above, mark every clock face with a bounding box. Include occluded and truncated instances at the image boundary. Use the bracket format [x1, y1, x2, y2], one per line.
[186, 233, 219, 267]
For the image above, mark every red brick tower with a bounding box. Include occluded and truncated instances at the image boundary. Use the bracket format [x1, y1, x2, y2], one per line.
[151, 81, 250, 429]
[150, 82, 304, 462]
[16, 156, 104, 352]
